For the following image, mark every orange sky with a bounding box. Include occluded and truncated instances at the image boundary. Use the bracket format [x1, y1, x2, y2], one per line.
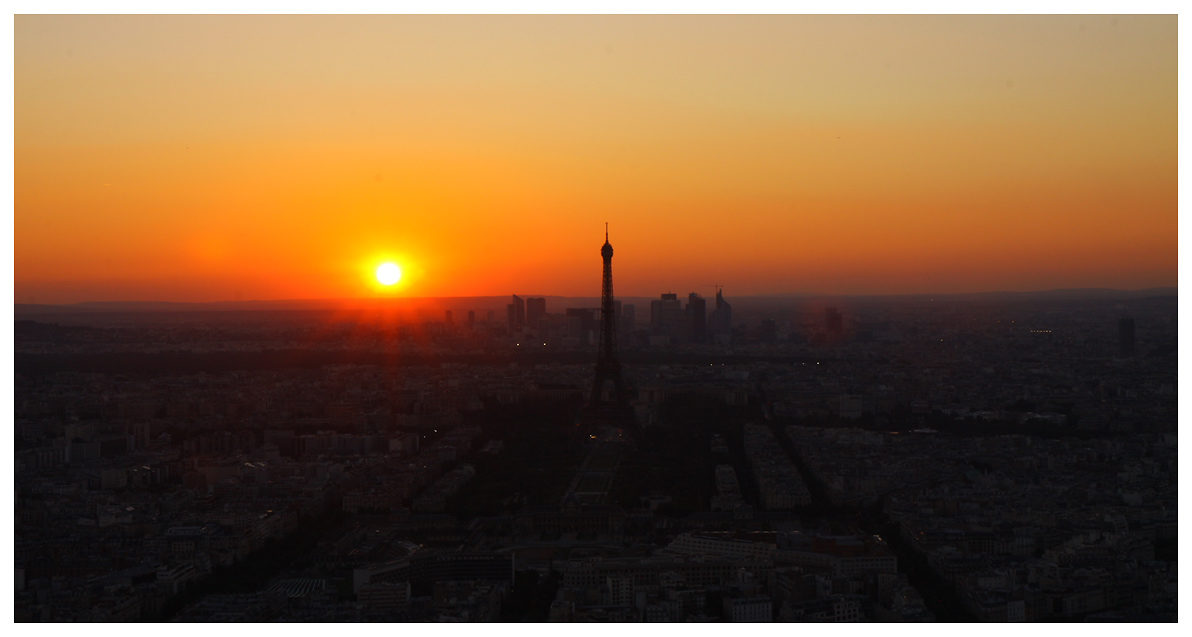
[14, 15, 1177, 304]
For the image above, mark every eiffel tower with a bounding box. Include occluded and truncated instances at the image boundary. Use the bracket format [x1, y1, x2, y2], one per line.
[579, 224, 635, 433]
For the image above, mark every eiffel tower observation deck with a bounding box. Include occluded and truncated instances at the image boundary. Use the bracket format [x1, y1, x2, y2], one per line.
[578, 224, 636, 437]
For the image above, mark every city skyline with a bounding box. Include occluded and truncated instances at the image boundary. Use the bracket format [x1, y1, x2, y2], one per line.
[14, 15, 1177, 304]
[12, 14, 1179, 622]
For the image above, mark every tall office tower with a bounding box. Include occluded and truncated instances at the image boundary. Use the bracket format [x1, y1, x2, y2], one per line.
[709, 288, 733, 342]
[825, 307, 843, 334]
[513, 295, 525, 329]
[487, 310, 495, 323]
[621, 304, 636, 337]
[687, 292, 707, 341]
[506, 303, 518, 331]
[650, 293, 684, 331]
[1119, 317, 1135, 357]
[587, 225, 629, 409]
[526, 297, 547, 328]
[467, 310, 475, 328]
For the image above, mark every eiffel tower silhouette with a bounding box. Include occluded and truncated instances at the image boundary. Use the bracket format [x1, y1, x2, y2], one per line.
[579, 224, 635, 433]
[589, 223, 628, 407]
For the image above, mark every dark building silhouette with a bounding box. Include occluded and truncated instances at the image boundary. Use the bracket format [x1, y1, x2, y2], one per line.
[688, 293, 706, 341]
[650, 293, 682, 331]
[467, 310, 475, 328]
[709, 288, 732, 343]
[1119, 317, 1135, 357]
[506, 295, 525, 331]
[445, 310, 453, 324]
[526, 297, 546, 328]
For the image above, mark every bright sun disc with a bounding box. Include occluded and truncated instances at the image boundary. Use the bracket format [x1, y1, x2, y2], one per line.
[376, 262, 401, 285]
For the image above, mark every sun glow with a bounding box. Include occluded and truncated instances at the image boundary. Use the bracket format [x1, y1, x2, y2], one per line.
[12, 17, 1177, 303]
[376, 262, 402, 286]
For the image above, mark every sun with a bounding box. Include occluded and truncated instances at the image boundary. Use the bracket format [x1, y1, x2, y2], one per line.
[376, 262, 402, 285]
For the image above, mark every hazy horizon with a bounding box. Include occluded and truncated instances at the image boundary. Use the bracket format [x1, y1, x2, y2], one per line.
[13, 285, 1178, 314]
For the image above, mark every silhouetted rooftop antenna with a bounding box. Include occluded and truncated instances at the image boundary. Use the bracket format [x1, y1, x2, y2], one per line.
[605, 222, 608, 242]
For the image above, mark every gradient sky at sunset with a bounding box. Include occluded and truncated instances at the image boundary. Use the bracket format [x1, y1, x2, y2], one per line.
[15, 15, 1177, 304]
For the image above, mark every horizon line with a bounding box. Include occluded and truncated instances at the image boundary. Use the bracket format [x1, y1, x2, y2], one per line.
[13, 286, 1179, 311]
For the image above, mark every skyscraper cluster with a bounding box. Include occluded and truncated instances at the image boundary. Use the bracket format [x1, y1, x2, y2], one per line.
[507, 296, 547, 333]
[646, 289, 731, 345]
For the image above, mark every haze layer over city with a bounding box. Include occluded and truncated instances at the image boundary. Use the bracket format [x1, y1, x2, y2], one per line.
[13, 14, 1177, 624]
